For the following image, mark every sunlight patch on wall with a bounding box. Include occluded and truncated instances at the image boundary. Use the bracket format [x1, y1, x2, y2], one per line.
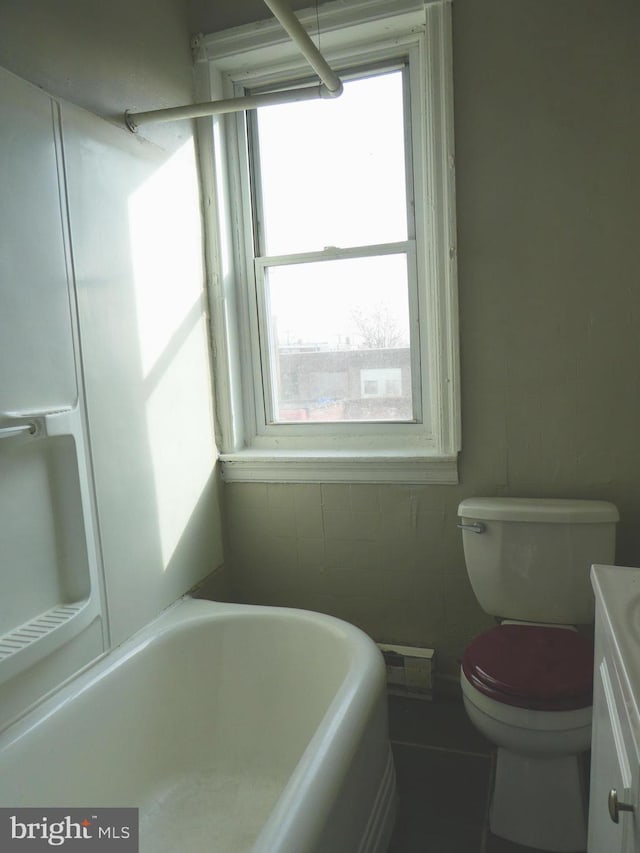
[144, 321, 216, 568]
[128, 140, 203, 379]
[128, 138, 217, 569]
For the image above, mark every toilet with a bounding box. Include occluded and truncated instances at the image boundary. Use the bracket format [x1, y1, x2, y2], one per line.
[457, 497, 619, 853]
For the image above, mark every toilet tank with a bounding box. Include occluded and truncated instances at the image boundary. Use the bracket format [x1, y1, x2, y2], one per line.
[458, 498, 619, 624]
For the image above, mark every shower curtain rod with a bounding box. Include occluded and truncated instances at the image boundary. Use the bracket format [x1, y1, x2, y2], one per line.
[124, 0, 343, 132]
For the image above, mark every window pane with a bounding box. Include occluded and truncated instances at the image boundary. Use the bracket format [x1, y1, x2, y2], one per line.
[264, 254, 413, 423]
[255, 69, 408, 256]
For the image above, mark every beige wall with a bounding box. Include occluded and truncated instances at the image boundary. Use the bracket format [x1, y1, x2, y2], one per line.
[188, 0, 310, 33]
[0, 0, 194, 151]
[215, 0, 640, 677]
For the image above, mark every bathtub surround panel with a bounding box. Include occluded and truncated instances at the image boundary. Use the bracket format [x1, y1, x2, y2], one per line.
[220, 0, 640, 676]
[62, 104, 223, 646]
[0, 68, 106, 727]
[0, 73, 77, 414]
[0, 0, 224, 724]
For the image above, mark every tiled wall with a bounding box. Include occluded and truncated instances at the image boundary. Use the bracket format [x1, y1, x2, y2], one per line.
[224, 483, 494, 675]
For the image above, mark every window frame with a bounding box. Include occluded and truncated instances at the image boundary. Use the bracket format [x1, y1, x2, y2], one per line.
[196, 0, 460, 484]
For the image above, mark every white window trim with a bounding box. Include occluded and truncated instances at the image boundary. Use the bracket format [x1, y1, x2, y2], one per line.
[194, 0, 460, 484]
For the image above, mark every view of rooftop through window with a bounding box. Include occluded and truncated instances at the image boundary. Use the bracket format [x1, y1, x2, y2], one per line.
[252, 67, 415, 424]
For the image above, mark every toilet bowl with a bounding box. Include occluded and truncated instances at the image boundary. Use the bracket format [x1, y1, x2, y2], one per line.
[461, 666, 592, 756]
[462, 667, 592, 852]
[457, 497, 619, 852]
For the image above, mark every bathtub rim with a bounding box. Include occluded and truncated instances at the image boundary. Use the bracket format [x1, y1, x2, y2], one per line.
[1, 596, 384, 743]
[0, 597, 389, 853]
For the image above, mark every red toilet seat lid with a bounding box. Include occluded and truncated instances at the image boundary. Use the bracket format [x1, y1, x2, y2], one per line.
[462, 624, 593, 711]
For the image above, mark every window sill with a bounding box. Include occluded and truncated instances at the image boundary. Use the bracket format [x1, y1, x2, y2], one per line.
[219, 449, 458, 484]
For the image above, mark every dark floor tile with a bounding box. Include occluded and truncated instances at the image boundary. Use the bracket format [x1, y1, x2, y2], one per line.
[386, 693, 582, 853]
[392, 742, 492, 826]
[388, 694, 493, 755]
[485, 831, 559, 853]
[389, 816, 484, 853]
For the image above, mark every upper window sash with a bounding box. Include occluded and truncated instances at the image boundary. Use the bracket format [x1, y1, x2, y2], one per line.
[246, 61, 416, 260]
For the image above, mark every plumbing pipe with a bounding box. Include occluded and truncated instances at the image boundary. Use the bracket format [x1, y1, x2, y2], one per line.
[125, 85, 330, 132]
[262, 0, 342, 96]
[124, 0, 342, 132]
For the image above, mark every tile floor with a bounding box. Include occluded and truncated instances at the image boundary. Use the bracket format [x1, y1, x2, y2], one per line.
[386, 693, 573, 853]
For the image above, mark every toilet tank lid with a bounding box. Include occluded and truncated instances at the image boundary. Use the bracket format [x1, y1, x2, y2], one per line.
[458, 497, 619, 524]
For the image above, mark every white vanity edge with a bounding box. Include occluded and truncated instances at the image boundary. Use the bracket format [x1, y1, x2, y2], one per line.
[591, 563, 640, 749]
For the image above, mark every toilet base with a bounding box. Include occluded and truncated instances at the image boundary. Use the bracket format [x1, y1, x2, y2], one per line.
[490, 747, 588, 852]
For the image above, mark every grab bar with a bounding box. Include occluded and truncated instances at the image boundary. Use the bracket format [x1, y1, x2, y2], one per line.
[0, 409, 73, 441]
[0, 422, 36, 439]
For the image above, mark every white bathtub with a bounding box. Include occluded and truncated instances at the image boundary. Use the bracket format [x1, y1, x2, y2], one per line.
[0, 598, 397, 852]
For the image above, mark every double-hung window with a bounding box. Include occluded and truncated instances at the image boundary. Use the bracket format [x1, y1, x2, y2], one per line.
[251, 63, 414, 424]
[198, 0, 460, 483]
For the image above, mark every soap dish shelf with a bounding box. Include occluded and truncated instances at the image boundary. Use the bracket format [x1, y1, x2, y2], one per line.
[0, 599, 98, 685]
